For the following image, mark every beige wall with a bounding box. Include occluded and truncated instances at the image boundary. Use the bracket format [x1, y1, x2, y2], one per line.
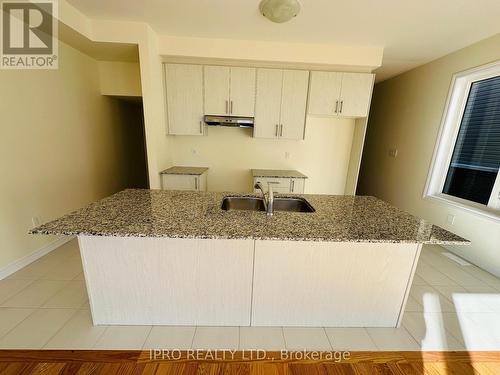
[170, 117, 355, 194]
[98, 61, 142, 97]
[0, 41, 134, 271]
[358, 34, 500, 276]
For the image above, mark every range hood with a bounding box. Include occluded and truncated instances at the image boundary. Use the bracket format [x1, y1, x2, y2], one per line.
[204, 115, 254, 128]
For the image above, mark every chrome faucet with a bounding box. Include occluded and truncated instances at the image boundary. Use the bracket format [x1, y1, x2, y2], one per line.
[254, 182, 274, 216]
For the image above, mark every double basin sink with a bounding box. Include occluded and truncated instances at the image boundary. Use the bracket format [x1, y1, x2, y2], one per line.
[221, 196, 315, 213]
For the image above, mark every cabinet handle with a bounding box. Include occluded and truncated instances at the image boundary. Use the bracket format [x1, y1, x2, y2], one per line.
[225, 100, 229, 114]
[194, 177, 198, 190]
[199, 121, 203, 134]
[335, 100, 339, 113]
[280, 124, 283, 137]
[291, 179, 295, 192]
[230, 100, 233, 114]
[339, 100, 344, 114]
[275, 124, 279, 137]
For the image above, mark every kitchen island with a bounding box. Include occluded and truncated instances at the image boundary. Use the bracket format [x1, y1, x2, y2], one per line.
[31, 189, 468, 327]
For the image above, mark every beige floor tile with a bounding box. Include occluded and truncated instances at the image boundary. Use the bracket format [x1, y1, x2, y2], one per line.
[0, 308, 35, 338]
[239, 327, 285, 350]
[409, 285, 457, 312]
[40, 258, 83, 281]
[42, 280, 88, 308]
[44, 309, 106, 349]
[7, 256, 63, 280]
[283, 327, 331, 350]
[0, 308, 76, 349]
[405, 296, 423, 312]
[1, 280, 68, 308]
[192, 327, 239, 350]
[411, 274, 428, 286]
[402, 312, 465, 350]
[94, 325, 152, 350]
[0, 279, 34, 304]
[143, 326, 196, 350]
[416, 262, 457, 286]
[366, 327, 420, 350]
[325, 328, 377, 350]
[439, 265, 486, 287]
[72, 272, 85, 281]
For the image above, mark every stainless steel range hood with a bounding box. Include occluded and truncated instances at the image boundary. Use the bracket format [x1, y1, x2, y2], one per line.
[204, 115, 254, 128]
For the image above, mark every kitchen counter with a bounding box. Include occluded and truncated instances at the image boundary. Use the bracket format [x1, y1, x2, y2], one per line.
[160, 166, 208, 175]
[31, 189, 467, 244]
[31, 189, 469, 327]
[251, 169, 307, 179]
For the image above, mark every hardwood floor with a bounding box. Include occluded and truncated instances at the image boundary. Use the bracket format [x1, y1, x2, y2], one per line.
[0, 351, 499, 374]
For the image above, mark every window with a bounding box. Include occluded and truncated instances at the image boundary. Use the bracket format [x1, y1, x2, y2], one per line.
[425, 61, 500, 220]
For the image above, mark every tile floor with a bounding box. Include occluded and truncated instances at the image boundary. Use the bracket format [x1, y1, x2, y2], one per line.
[1, 239, 500, 350]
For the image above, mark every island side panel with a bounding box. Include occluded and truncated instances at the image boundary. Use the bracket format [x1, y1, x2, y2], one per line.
[78, 236, 254, 326]
[251, 240, 421, 327]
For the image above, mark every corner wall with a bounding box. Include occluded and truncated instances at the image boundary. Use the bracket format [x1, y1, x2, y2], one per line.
[358, 34, 500, 276]
[0, 41, 134, 272]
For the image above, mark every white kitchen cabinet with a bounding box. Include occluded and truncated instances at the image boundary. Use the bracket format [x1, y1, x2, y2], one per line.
[254, 69, 283, 139]
[164, 64, 204, 135]
[254, 68, 309, 140]
[203, 66, 230, 116]
[161, 173, 207, 191]
[307, 71, 342, 116]
[204, 66, 256, 116]
[308, 71, 374, 118]
[253, 177, 305, 194]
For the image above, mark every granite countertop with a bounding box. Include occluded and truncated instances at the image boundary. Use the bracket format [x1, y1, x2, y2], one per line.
[160, 166, 208, 175]
[252, 169, 307, 179]
[31, 189, 469, 245]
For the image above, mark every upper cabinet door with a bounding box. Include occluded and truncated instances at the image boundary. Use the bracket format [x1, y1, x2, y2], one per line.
[254, 69, 283, 139]
[339, 73, 374, 117]
[279, 70, 309, 140]
[229, 67, 256, 117]
[307, 71, 342, 116]
[165, 64, 204, 136]
[204, 66, 230, 115]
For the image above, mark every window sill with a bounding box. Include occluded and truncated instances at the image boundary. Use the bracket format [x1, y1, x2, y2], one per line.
[424, 194, 500, 223]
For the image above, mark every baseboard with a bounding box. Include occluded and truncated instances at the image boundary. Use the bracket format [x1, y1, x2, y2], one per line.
[0, 236, 75, 280]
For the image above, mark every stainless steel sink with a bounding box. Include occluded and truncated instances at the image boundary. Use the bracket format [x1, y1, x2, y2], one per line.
[273, 197, 315, 213]
[221, 196, 265, 211]
[221, 196, 315, 213]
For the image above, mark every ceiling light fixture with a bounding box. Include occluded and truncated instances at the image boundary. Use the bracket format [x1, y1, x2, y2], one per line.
[259, 0, 301, 23]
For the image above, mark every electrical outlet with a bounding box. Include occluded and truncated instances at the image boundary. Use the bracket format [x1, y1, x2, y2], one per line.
[446, 214, 455, 225]
[388, 148, 398, 158]
[31, 216, 42, 228]
[285, 151, 290, 160]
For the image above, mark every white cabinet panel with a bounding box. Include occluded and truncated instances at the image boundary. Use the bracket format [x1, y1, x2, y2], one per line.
[254, 69, 283, 139]
[339, 73, 374, 117]
[80, 236, 254, 326]
[230, 67, 256, 116]
[161, 174, 205, 191]
[280, 70, 309, 140]
[308, 71, 342, 116]
[254, 68, 308, 140]
[290, 178, 305, 194]
[204, 66, 230, 115]
[165, 64, 204, 135]
[308, 71, 374, 118]
[253, 177, 305, 194]
[251, 240, 420, 327]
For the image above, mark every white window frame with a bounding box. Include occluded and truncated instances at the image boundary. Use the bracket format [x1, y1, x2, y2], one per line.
[424, 60, 500, 222]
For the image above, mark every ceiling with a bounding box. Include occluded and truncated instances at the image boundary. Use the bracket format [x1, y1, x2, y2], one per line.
[66, 0, 500, 81]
